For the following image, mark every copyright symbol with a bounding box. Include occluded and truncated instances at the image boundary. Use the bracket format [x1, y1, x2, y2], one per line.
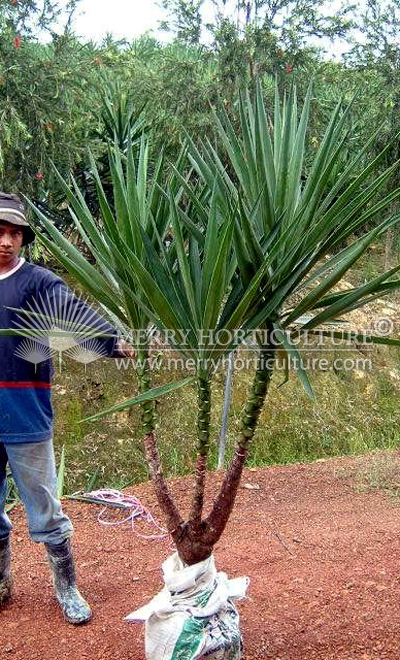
[373, 317, 394, 337]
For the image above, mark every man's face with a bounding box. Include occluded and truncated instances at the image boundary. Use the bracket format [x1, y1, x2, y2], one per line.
[0, 221, 24, 269]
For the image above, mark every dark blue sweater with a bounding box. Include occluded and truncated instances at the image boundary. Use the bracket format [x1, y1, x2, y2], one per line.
[0, 261, 119, 443]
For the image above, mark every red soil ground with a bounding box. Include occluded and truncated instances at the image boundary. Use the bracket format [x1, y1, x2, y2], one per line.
[2, 456, 400, 660]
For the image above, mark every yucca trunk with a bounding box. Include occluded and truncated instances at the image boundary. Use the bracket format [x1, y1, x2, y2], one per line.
[170, 374, 215, 565]
[137, 348, 155, 435]
[138, 358, 215, 565]
[190, 375, 211, 523]
[170, 345, 275, 566]
[140, 348, 184, 537]
[205, 345, 275, 545]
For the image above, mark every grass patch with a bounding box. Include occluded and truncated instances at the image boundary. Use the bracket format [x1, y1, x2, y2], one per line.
[336, 449, 400, 500]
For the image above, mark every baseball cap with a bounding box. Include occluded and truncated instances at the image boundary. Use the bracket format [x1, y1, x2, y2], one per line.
[0, 192, 35, 245]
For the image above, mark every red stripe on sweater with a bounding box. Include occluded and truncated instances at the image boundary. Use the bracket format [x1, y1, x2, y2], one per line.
[0, 381, 51, 389]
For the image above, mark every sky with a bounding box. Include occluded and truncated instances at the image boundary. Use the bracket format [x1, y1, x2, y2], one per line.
[69, 0, 168, 42]
[69, 0, 230, 43]
[66, 0, 352, 58]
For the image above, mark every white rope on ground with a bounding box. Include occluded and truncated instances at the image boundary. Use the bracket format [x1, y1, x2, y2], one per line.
[77, 489, 168, 540]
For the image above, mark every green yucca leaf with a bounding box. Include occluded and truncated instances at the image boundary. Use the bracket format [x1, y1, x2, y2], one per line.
[273, 80, 282, 166]
[324, 185, 400, 255]
[299, 95, 353, 210]
[88, 153, 121, 243]
[237, 195, 265, 267]
[310, 280, 400, 310]
[185, 132, 224, 203]
[200, 183, 220, 309]
[213, 104, 253, 197]
[220, 256, 274, 334]
[125, 246, 193, 337]
[238, 94, 258, 201]
[109, 146, 133, 247]
[233, 214, 254, 287]
[202, 217, 234, 333]
[284, 83, 312, 222]
[57, 445, 66, 500]
[298, 220, 397, 292]
[273, 323, 315, 401]
[170, 193, 200, 326]
[284, 215, 400, 326]
[254, 82, 275, 231]
[169, 161, 208, 239]
[137, 133, 148, 225]
[244, 253, 315, 330]
[300, 263, 400, 331]
[275, 86, 295, 217]
[203, 136, 237, 202]
[126, 138, 145, 254]
[27, 200, 128, 323]
[178, 207, 206, 244]
[82, 377, 196, 422]
[50, 163, 96, 235]
[136, 224, 197, 338]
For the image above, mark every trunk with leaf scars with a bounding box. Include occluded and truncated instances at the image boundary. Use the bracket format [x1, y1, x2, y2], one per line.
[144, 371, 216, 565]
[190, 376, 211, 524]
[145, 346, 275, 567]
[139, 348, 185, 534]
[205, 346, 275, 546]
[137, 349, 155, 435]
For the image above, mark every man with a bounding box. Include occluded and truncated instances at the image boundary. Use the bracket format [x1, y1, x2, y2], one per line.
[0, 192, 132, 624]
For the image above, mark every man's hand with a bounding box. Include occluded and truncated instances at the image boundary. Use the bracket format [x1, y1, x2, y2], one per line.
[115, 338, 136, 358]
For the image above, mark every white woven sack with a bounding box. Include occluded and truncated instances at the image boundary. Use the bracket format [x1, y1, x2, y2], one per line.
[125, 552, 249, 660]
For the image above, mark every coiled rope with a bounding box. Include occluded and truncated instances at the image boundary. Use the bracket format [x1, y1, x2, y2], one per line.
[71, 489, 168, 540]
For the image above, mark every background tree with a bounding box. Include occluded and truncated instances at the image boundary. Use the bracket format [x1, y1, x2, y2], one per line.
[160, 0, 204, 44]
[2, 0, 400, 248]
[0, 0, 80, 34]
[0, 1, 102, 199]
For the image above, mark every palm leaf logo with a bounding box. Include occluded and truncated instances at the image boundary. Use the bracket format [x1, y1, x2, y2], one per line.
[65, 339, 108, 372]
[11, 288, 113, 371]
[14, 339, 55, 373]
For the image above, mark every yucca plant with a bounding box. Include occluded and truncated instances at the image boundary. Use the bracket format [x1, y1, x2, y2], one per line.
[73, 80, 149, 216]
[30, 83, 400, 573]
[36, 80, 149, 233]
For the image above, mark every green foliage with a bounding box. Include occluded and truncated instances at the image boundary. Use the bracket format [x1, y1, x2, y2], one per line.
[69, 79, 149, 219]
[5, 467, 19, 513]
[0, 29, 103, 198]
[187, 83, 400, 361]
[347, 0, 400, 64]
[1, 0, 399, 232]
[160, 0, 203, 44]
[161, 0, 355, 49]
[56, 444, 66, 498]
[0, 0, 80, 35]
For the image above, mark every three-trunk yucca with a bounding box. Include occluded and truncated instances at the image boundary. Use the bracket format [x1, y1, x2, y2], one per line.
[31, 81, 400, 566]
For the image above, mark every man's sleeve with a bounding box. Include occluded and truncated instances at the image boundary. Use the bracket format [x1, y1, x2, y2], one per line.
[39, 273, 120, 358]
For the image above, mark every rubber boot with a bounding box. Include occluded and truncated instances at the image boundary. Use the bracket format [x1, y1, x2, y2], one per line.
[45, 539, 92, 624]
[0, 535, 12, 607]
